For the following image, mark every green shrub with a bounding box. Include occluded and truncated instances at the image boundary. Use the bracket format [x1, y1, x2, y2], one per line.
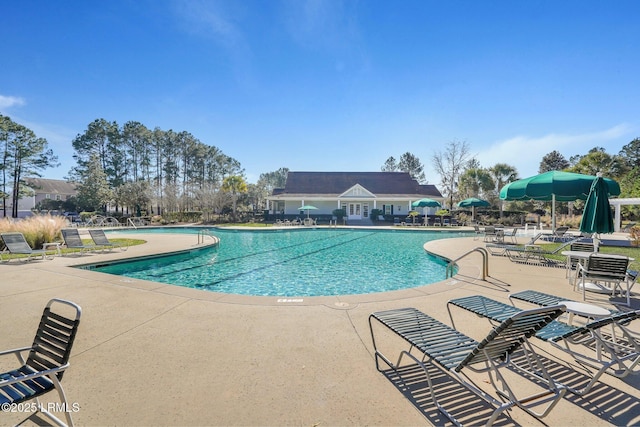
[370, 209, 383, 221]
[333, 209, 346, 220]
[162, 211, 203, 223]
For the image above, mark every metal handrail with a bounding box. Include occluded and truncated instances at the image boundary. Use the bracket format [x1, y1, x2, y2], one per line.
[198, 229, 215, 245]
[127, 218, 138, 229]
[446, 247, 490, 281]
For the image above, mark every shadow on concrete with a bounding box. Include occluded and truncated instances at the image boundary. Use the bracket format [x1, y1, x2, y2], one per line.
[380, 362, 522, 426]
[510, 348, 640, 426]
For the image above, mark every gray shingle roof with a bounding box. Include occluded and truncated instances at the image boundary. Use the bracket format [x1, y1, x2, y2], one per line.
[274, 172, 442, 197]
[23, 178, 77, 195]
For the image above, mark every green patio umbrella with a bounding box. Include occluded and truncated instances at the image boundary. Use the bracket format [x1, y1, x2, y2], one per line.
[579, 176, 614, 234]
[457, 197, 491, 208]
[411, 198, 441, 208]
[499, 171, 620, 230]
[457, 197, 490, 221]
[299, 205, 318, 218]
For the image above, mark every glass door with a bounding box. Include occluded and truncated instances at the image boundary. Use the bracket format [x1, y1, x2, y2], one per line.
[348, 203, 361, 219]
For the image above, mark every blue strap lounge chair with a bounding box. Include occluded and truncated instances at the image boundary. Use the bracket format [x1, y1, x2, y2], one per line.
[369, 306, 567, 425]
[510, 289, 579, 307]
[88, 229, 128, 251]
[0, 232, 51, 262]
[448, 295, 640, 396]
[0, 299, 82, 427]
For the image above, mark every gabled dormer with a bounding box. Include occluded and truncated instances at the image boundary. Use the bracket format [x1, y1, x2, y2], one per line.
[339, 184, 375, 199]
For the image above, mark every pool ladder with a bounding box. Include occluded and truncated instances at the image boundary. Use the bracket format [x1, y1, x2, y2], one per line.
[446, 247, 490, 281]
[198, 229, 215, 245]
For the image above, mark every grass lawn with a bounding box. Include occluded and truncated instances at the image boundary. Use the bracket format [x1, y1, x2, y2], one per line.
[1, 238, 146, 261]
[537, 242, 640, 271]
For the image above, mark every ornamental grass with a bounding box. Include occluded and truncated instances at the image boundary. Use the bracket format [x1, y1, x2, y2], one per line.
[0, 214, 67, 249]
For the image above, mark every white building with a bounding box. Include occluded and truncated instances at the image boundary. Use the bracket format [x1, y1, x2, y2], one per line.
[266, 171, 443, 222]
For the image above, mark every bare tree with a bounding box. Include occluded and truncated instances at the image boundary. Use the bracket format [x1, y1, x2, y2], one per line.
[432, 140, 471, 208]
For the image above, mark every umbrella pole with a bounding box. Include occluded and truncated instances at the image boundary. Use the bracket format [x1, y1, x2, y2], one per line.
[552, 194, 556, 231]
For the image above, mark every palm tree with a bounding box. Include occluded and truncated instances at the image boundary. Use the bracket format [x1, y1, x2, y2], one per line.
[222, 175, 248, 221]
[458, 167, 494, 200]
[489, 163, 518, 217]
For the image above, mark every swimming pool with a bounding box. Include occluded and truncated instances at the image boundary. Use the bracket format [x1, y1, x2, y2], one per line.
[87, 228, 467, 297]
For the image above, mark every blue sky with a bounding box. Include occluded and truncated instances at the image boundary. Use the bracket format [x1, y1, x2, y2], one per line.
[1, 0, 639, 185]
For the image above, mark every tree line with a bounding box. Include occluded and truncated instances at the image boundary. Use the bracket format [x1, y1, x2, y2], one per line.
[1, 115, 58, 217]
[1, 115, 290, 220]
[2, 112, 640, 220]
[68, 118, 247, 216]
[384, 139, 640, 219]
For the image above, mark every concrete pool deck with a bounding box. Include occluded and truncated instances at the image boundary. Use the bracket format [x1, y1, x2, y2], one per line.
[1, 227, 639, 426]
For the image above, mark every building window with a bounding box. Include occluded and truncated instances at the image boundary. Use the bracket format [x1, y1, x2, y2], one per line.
[45, 194, 51, 199]
[55, 194, 61, 201]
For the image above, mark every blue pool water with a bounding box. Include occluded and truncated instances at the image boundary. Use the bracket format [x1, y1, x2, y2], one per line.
[89, 228, 467, 297]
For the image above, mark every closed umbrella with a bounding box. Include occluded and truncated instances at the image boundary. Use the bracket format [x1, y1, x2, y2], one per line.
[411, 198, 441, 208]
[457, 197, 490, 221]
[499, 171, 620, 230]
[579, 176, 614, 234]
[579, 176, 615, 290]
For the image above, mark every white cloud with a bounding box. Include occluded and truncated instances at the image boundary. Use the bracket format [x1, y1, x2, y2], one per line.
[0, 94, 26, 111]
[281, 0, 360, 52]
[172, 0, 254, 86]
[476, 124, 635, 179]
[174, 0, 249, 56]
[174, 0, 244, 49]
